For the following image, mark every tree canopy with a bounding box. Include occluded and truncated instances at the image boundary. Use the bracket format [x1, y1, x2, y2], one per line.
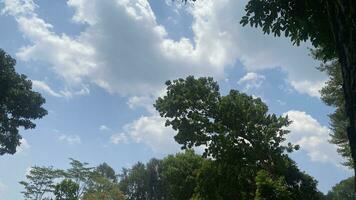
[326, 176, 356, 200]
[19, 159, 124, 200]
[154, 76, 321, 199]
[0, 49, 47, 155]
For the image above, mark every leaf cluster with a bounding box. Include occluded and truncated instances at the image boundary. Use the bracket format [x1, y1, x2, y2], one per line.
[0, 49, 47, 155]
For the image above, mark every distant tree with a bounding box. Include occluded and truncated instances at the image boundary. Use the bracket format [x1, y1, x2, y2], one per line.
[19, 166, 61, 200]
[119, 162, 148, 200]
[119, 150, 204, 200]
[161, 150, 204, 200]
[145, 158, 168, 199]
[0, 49, 47, 155]
[54, 179, 79, 200]
[83, 174, 124, 200]
[326, 177, 355, 200]
[65, 158, 94, 198]
[95, 163, 117, 183]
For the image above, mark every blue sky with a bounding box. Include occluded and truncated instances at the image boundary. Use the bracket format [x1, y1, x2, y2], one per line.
[0, 0, 352, 199]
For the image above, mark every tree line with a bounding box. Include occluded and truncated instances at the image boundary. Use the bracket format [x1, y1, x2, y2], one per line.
[18, 76, 354, 199]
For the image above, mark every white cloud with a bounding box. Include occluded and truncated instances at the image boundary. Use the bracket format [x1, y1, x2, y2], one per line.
[284, 110, 343, 166]
[58, 134, 81, 145]
[2, 0, 326, 98]
[188, 0, 326, 97]
[127, 95, 156, 113]
[15, 138, 30, 154]
[110, 133, 128, 144]
[32, 80, 62, 97]
[32, 80, 90, 98]
[238, 72, 265, 90]
[291, 80, 325, 98]
[99, 125, 110, 131]
[112, 114, 180, 154]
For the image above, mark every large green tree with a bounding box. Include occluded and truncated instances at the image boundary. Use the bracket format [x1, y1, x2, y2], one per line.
[154, 76, 323, 199]
[0, 49, 47, 155]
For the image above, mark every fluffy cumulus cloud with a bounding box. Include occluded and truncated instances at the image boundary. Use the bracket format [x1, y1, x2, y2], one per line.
[2, 0, 330, 154]
[291, 80, 326, 98]
[111, 114, 180, 154]
[284, 110, 343, 166]
[2, 0, 325, 97]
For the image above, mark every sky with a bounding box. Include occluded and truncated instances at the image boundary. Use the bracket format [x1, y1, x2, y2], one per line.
[0, 0, 352, 199]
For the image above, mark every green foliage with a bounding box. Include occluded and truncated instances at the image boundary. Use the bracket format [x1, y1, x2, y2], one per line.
[326, 176, 356, 200]
[313, 49, 352, 168]
[65, 158, 94, 198]
[161, 150, 204, 200]
[155, 76, 297, 164]
[239, 0, 356, 185]
[119, 150, 205, 200]
[0, 49, 47, 155]
[96, 162, 118, 183]
[83, 174, 124, 200]
[154, 76, 321, 199]
[119, 162, 148, 199]
[254, 170, 291, 200]
[54, 179, 79, 200]
[19, 166, 61, 200]
[19, 159, 124, 200]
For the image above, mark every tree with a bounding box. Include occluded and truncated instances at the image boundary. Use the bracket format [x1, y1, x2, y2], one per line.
[96, 163, 118, 183]
[19, 166, 61, 200]
[119, 162, 148, 200]
[83, 174, 124, 200]
[65, 158, 94, 198]
[54, 179, 79, 200]
[155, 76, 297, 162]
[154, 76, 314, 199]
[118, 150, 205, 200]
[161, 150, 205, 200]
[326, 176, 355, 200]
[254, 170, 291, 200]
[313, 49, 352, 167]
[0, 49, 47, 155]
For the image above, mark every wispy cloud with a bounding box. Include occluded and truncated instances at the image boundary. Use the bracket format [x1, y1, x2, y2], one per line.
[58, 134, 81, 145]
